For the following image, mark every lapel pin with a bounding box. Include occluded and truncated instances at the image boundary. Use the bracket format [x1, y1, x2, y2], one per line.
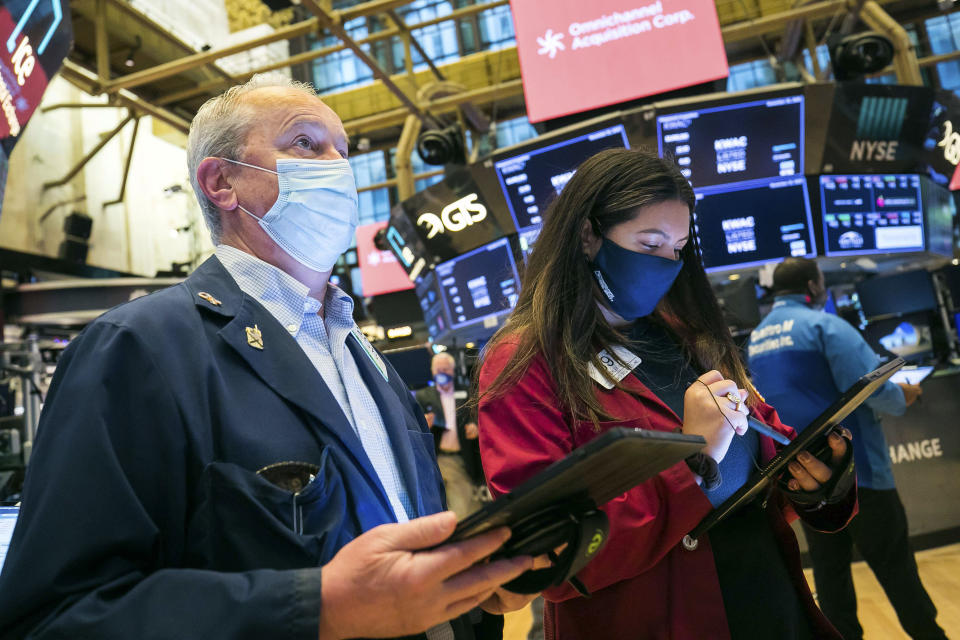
[197, 291, 222, 306]
[246, 324, 264, 350]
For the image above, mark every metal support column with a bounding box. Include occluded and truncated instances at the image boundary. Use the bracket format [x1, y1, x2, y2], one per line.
[42, 113, 135, 190]
[395, 114, 422, 201]
[104, 115, 140, 208]
[95, 0, 111, 82]
[805, 19, 822, 79]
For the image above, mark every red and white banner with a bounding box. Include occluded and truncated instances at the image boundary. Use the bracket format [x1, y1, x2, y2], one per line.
[509, 0, 729, 122]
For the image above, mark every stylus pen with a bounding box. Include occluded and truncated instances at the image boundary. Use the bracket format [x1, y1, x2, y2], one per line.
[746, 416, 792, 445]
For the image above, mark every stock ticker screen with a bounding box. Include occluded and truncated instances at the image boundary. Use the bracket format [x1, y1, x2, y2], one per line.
[435, 238, 521, 330]
[819, 174, 925, 256]
[655, 94, 814, 271]
[656, 95, 804, 188]
[694, 177, 816, 271]
[494, 124, 629, 232]
[414, 271, 450, 341]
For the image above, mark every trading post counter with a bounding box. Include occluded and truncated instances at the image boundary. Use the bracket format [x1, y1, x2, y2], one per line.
[793, 367, 960, 553]
[882, 367, 960, 546]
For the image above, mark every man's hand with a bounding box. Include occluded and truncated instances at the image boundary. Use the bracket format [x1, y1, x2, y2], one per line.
[897, 383, 922, 407]
[424, 411, 436, 428]
[317, 512, 532, 640]
[464, 422, 479, 440]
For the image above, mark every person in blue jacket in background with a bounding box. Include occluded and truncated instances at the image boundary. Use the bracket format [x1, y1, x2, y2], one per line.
[0, 74, 534, 640]
[747, 257, 945, 640]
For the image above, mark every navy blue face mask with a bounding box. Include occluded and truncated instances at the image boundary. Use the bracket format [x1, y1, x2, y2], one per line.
[590, 237, 684, 321]
[434, 372, 453, 387]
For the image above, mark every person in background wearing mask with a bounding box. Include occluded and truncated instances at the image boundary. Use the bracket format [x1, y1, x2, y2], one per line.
[478, 148, 858, 640]
[416, 352, 487, 519]
[747, 257, 945, 640]
[0, 75, 536, 640]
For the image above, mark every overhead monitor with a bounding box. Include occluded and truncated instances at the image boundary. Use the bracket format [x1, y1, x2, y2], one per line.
[509, 0, 728, 122]
[819, 174, 926, 256]
[435, 238, 521, 331]
[0, 506, 16, 572]
[494, 123, 629, 232]
[855, 269, 937, 320]
[414, 270, 451, 341]
[862, 312, 934, 364]
[518, 226, 542, 261]
[657, 94, 804, 189]
[382, 346, 434, 390]
[355, 222, 415, 297]
[693, 177, 816, 272]
[920, 176, 956, 258]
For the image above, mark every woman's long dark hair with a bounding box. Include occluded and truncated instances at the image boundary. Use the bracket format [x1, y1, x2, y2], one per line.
[479, 147, 759, 427]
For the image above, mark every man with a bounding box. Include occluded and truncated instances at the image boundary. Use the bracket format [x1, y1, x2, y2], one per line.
[416, 352, 485, 519]
[747, 257, 945, 640]
[0, 75, 534, 640]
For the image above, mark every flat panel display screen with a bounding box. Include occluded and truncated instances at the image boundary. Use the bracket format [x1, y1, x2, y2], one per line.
[820, 174, 925, 256]
[855, 270, 937, 319]
[494, 124, 629, 232]
[435, 238, 521, 330]
[356, 222, 415, 297]
[657, 95, 804, 189]
[414, 271, 451, 341]
[862, 311, 934, 364]
[0, 506, 17, 572]
[509, 0, 729, 123]
[693, 177, 816, 272]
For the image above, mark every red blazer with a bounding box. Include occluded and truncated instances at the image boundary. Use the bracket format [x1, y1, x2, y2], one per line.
[478, 338, 857, 640]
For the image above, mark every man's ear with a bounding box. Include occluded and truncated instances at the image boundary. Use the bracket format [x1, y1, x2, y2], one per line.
[196, 157, 238, 211]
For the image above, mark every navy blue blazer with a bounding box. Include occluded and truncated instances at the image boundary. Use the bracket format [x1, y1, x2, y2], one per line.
[0, 256, 464, 639]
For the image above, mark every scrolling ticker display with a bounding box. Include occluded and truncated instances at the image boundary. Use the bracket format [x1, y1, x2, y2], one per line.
[657, 94, 816, 271]
[819, 174, 925, 256]
[434, 238, 521, 331]
[494, 124, 629, 232]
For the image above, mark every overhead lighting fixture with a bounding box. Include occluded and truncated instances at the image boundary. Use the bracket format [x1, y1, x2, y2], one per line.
[125, 36, 142, 68]
[387, 326, 413, 339]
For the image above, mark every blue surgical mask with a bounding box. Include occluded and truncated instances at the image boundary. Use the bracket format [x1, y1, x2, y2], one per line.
[225, 157, 359, 272]
[591, 238, 683, 321]
[434, 372, 453, 387]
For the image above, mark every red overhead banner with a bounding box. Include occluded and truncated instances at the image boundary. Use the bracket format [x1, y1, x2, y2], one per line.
[509, 0, 729, 122]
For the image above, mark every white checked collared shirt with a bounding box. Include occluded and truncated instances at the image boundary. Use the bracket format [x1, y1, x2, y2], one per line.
[215, 244, 414, 522]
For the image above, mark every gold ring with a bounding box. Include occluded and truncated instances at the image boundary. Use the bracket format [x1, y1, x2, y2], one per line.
[725, 391, 743, 412]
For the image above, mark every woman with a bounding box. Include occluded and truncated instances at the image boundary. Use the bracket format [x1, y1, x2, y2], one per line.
[477, 148, 856, 640]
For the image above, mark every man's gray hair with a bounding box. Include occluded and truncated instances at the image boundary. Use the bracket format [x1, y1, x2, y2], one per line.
[431, 351, 456, 371]
[186, 73, 319, 244]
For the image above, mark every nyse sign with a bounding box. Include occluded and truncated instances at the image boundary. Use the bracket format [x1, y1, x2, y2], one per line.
[417, 193, 488, 239]
[849, 139, 898, 162]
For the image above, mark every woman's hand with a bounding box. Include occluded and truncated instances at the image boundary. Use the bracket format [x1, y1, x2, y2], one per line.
[682, 370, 749, 463]
[785, 429, 849, 491]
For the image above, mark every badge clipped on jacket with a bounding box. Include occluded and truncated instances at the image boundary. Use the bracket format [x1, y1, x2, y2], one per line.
[587, 345, 642, 389]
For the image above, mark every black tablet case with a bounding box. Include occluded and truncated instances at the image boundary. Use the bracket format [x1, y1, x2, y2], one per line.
[450, 428, 706, 541]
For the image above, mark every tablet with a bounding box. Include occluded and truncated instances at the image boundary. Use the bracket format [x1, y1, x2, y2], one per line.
[449, 428, 705, 542]
[0, 506, 18, 572]
[688, 357, 905, 539]
[888, 365, 935, 386]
